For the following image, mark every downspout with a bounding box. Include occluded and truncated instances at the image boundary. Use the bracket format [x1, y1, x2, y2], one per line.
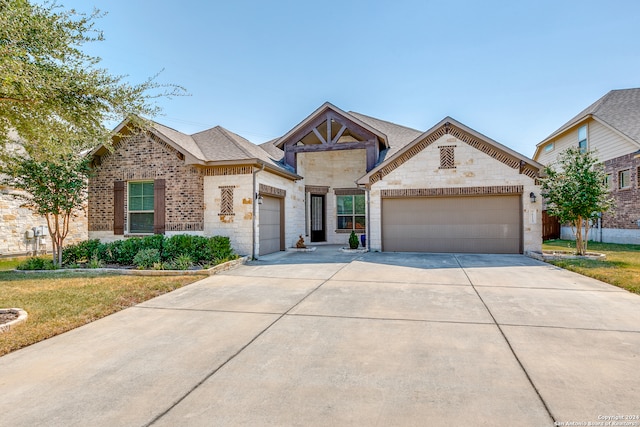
[252, 163, 265, 260]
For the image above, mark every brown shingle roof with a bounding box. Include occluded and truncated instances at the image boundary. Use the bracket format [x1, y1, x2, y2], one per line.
[347, 112, 423, 159]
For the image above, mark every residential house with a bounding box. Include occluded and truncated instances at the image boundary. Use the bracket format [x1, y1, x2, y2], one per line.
[534, 88, 640, 244]
[88, 103, 543, 256]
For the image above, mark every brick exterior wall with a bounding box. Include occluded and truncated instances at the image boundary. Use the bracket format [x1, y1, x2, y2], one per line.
[602, 153, 640, 229]
[88, 132, 204, 236]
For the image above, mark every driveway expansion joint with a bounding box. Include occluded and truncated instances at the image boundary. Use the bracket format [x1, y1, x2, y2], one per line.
[144, 258, 353, 427]
[285, 312, 495, 326]
[453, 254, 558, 425]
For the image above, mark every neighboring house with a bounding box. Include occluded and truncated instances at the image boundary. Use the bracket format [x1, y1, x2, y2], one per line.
[88, 103, 543, 256]
[534, 88, 640, 244]
[0, 187, 86, 256]
[0, 137, 87, 257]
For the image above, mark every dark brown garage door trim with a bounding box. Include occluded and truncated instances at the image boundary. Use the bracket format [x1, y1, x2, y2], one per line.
[381, 185, 523, 198]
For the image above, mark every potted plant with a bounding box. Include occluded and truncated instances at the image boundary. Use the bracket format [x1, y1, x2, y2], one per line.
[348, 231, 359, 249]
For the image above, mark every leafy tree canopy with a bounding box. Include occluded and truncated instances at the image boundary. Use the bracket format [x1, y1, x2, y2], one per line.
[0, 0, 185, 159]
[540, 147, 614, 255]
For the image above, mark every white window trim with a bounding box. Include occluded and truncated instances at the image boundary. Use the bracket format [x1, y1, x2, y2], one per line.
[336, 194, 366, 231]
[578, 125, 588, 153]
[618, 169, 631, 190]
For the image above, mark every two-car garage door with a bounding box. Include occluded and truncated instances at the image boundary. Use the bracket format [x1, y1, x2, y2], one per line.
[382, 195, 522, 254]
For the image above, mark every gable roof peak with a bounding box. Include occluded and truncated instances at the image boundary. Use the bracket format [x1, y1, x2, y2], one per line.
[537, 88, 640, 149]
[274, 102, 389, 149]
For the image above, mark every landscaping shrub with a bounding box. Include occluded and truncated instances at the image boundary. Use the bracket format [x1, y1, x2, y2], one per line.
[208, 236, 234, 262]
[162, 234, 196, 262]
[17, 256, 57, 270]
[117, 237, 143, 265]
[62, 239, 103, 265]
[171, 254, 193, 270]
[59, 234, 235, 269]
[101, 239, 123, 264]
[133, 248, 161, 269]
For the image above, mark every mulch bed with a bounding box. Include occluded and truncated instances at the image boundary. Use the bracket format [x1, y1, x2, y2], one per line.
[0, 311, 19, 325]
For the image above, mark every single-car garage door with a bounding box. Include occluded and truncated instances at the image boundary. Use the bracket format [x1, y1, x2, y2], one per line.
[382, 195, 521, 253]
[259, 195, 284, 256]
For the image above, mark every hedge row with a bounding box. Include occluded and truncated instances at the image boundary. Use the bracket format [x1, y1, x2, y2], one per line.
[62, 234, 235, 267]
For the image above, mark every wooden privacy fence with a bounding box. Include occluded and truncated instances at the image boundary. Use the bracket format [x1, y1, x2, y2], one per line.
[542, 210, 561, 240]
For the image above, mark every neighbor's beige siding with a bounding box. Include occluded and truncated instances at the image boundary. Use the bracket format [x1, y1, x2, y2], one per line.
[588, 120, 639, 161]
[535, 119, 639, 165]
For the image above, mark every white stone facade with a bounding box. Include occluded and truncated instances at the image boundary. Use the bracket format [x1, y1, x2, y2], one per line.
[367, 134, 542, 253]
[298, 150, 367, 245]
[1, 189, 87, 256]
[202, 169, 303, 257]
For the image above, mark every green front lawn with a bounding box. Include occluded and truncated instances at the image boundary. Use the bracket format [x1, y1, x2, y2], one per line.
[0, 257, 28, 271]
[0, 270, 204, 356]
[542, 240, 640, 295]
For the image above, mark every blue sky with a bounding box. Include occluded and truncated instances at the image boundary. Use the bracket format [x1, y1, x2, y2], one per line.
[57, 0, 640, 156]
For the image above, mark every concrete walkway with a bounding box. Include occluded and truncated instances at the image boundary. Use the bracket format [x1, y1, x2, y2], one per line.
[1, 246, 639, 426]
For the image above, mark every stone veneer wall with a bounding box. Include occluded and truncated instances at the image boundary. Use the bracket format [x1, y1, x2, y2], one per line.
[202, 169, 301, 257]
[88, 132, 203, 238]
[367, 133, 542, 253]
[297, 149, 367, 245]
[0, 188, 87, 256]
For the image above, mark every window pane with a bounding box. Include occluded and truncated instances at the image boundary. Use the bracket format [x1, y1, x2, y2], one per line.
[129, 196, 143, 211]
[578, 125, 587, 141]
[337, 196, 353, 214]
[129, 182, 154, 211]
[142, 196, 154, 211]
[129, 182, 143, 197]
[337, 216, 351, 229]
[619, 170, 630, 188]
[142, 182, 154, 196]
[354, 216, 366, 230]
[130, 213, 154, 233]
[354, 195, 365, 214]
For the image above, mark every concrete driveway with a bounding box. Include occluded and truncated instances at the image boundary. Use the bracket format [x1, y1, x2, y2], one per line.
[1, 247, 639, 426]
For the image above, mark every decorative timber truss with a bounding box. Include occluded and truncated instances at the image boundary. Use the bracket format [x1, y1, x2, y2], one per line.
[276, 105, 387, 173]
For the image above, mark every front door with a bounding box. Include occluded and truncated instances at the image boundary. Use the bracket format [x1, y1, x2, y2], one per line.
[310, 194, 325, 242]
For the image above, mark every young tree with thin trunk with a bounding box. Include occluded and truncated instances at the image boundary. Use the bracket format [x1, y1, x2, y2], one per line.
[1, 154, 91, 266]
[540, 147, 614, 255]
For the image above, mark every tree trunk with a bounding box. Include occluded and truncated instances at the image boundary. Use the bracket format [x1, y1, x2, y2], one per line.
[574, 216, 584, 256]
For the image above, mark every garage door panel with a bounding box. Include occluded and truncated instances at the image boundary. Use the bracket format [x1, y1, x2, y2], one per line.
[382, 196, 521, 254]
[259, 196, 282, 256]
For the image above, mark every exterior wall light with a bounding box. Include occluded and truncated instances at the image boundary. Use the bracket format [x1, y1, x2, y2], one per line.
[529, 192, 537, 203]
[256, 193, 263, 205]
